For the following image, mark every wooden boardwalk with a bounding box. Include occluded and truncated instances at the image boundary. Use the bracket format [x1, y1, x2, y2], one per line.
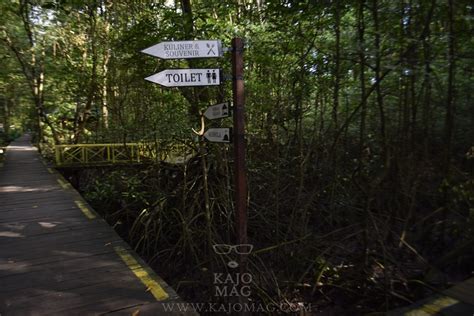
[0, 135, 192, 315]
[389, 277, 474, 315]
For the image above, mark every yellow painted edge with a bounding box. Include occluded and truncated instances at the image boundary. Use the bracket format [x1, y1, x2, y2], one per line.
[74, 200, 97, 220]
[420, 296, 458, 314]
[45, 157, 99, 221]
[40, 158, 50, 168]
[44, 154, 168, 301]
[405, 295, 459, 315]
[114, 245, 169, 301]
[56, 178, 71, 190]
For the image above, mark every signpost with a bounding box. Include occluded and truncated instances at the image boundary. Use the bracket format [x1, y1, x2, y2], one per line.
[141, 40, 222, 59]
[203, 128, 231, 143]
[145, 69, 221, 87]
[231, 38, 248, 279]
[204, 102, 231, 120]
[142, 40, 248, 310]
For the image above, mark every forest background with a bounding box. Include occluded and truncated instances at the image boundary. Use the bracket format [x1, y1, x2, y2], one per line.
[1, 0, 473, 313]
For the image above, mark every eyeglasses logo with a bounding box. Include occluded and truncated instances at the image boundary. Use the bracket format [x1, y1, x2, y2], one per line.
[213, 244, 253, 268]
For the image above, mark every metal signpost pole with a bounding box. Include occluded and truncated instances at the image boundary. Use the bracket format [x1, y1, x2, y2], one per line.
[231, 38, 248, 275]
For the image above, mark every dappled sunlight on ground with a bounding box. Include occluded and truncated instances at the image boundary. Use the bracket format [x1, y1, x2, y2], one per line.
[38, 221, 60, 228]
[6, 145, 36, 151]
[0, 231, 25, 238]
[0, 185, 57, 193]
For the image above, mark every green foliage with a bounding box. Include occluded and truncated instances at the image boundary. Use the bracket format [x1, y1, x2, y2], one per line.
[2, 0, 474, 313]
[84, 170, 149, 211]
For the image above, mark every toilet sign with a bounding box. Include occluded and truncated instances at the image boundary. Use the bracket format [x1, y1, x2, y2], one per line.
[145, 69, 221, 87]
[203, 128, 231, 143]
[204, 102, 231, 120]
[141, 40, 222, 59]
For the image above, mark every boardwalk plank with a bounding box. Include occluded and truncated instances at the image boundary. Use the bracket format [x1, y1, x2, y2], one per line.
[3, 271, 155, 312]
[0, 256, 133, 293]
[0, 219, 105, 241]
[0, 135, 185, 315]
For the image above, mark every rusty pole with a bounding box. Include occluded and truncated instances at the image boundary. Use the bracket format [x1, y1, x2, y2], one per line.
[231, 38, 248, 267]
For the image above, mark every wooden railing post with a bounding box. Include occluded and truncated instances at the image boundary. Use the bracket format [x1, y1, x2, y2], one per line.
[55, 145, 61, 166]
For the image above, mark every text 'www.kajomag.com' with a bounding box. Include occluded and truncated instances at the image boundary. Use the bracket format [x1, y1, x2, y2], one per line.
[162, 302, 313, 314]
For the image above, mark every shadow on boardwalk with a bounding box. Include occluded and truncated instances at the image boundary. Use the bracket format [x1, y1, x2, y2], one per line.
[0, 135, 192, 315]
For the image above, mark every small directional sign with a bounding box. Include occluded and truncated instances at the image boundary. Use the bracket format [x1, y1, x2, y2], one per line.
[141, 40, 222, 59]
[204, 128, 232, 143]
[204, 102, 231, 120]
[145, 69, 221, 87]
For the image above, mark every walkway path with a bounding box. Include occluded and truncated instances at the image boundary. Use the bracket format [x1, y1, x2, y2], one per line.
[0, 135, 190, 315]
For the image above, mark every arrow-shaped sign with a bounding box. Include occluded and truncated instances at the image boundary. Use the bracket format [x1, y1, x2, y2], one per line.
[204, 128, 232, 143]
[204, 102, 232, 120]
[141, 40, 222, 59]
[145, 69, 221, 87]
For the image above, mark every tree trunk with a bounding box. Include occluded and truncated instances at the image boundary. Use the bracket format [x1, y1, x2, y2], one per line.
[372, 0, 388, 168]
[358, 0, 367, 162]
[444, 0, 455, 175]
[73, 4, 98, 143]
[332, 0, 341, 131]
[101, 0, 111, 131]
[2, 1, 60, 145]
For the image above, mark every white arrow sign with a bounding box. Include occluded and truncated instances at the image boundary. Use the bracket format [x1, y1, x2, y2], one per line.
[204, 128, 232, 143]
[204, 102, 231, 120]
[145, 69, 221, 87]
[141, 40, 222, 59]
